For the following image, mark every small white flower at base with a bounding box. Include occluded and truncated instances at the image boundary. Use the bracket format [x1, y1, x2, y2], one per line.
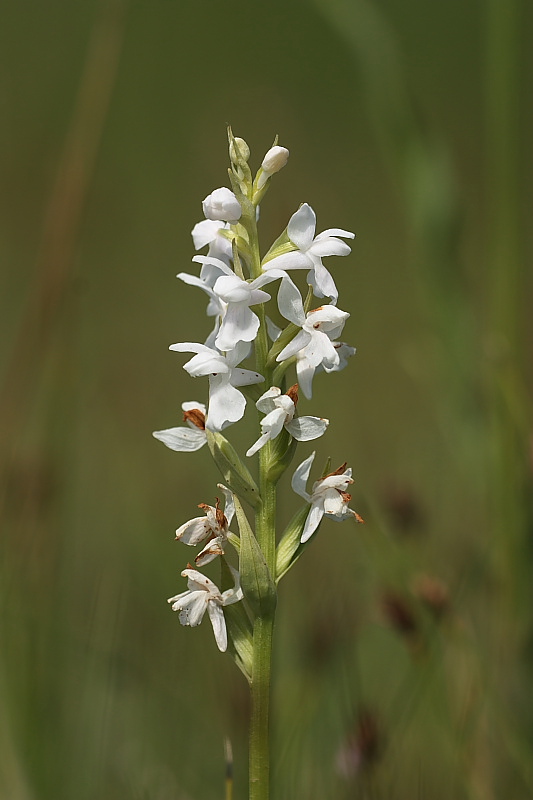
[202, 188, 242, 224]
[292, 451, 364, 543]
[175, 484, 235, 566]
[152, 401, 207, 452]
[167, 566, 243, 652]
[246, 385, 329, 457]
[257, 146, 290, 189]
[262, 203, 354, 303]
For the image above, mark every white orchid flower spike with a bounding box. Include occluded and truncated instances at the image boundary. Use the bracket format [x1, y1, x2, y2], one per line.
[292, 451, 364, 543]
[175, 484, 235, 567]
[167, 565, 243, 652]
[169, 340, 264, 432]
[152, 401, 207, 452]
[246, 384, 329, 457]
[263, 203, 354, 303]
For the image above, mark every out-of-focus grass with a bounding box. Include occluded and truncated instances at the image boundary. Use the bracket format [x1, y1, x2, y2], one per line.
[1, 0, 532, 798]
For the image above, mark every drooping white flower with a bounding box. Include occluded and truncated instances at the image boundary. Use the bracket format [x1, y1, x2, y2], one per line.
[167, 565, 243, 652]
[202, 188, 242, 224]
[152, 401, 207, 452]
[257, 145, 290, 189]
[212, 268, 288, 352]
[292, 451, 363, 543]
[169, 340, 264, 432]
[175, 484, 235, 566]
[246, 385, 329, 457]
[191, 219, 233, 265]
[262, 203, 354, 303]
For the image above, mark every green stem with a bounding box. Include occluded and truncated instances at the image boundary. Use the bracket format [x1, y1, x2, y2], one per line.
[249, 612, 275, 800]
[244, 196, 277, 800]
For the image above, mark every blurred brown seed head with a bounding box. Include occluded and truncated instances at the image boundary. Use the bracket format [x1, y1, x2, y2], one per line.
[336, 707, 382, 779]
[382, 482, 425, 535]
[381, 590, 418, 638]
[413, 573, 450, 620]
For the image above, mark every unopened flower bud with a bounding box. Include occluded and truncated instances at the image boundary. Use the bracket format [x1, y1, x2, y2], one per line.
[257, 146, 290, 190]
[202, 187, 242, 224]
[261, 145, 289, 176]
[230, 137, 251, 164]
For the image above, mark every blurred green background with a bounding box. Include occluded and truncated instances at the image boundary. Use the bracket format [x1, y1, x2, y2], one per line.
[1, 0, 532, 797]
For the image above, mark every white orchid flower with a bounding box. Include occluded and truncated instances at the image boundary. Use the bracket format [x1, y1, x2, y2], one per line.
[169, 340, 264, 432]
[212, 268, 288, 352]
[202, 187, 242, 224]
[176, 266, 228, 348]
[167, 565, 243, 652]
[152, 401, 207, 452]
[246, 385, 329, 457]
[262, 203, 354, 303]
[292, 451, 363, 543]
[191, 219, 233, 265]
[275, 279, 350, 397]
[175, 484, 235, 566]
[267, 311, 355, 399]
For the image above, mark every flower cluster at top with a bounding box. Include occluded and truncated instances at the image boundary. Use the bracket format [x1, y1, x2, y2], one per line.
[155, 131, 363, 657]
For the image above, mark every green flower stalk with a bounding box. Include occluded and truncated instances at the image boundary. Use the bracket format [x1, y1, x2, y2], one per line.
[154, 128, 363, 800]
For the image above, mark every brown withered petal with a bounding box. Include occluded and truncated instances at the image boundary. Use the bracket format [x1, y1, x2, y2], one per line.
[183, 408, 206, 430]
[214, 497, 227, 529]
[286, 383, 299, 405]
[324, 462, 348, 478]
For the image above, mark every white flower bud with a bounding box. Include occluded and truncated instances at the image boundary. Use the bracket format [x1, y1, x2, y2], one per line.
[202, 187, 242, 224]
[261, 145, 289, 176]
[230, 137, 251, 164]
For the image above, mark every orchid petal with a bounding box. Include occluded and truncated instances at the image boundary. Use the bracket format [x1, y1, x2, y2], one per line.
[287, 203, 316, 250]
[285, 415, 329, 442]
[207, 603, 227, 651]
[277, 276, 306, 325]
[152, 427, 207, 452]
[175, 516, 211, 546]
[300, 503, 324, 543]
[207, 376, 246, 431]
[291, 452, 315, 501]
[276, 329, 312, 362]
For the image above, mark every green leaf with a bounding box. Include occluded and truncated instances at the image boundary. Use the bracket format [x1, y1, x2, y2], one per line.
[206, 430, 260, 509]
[234, 496, 277, 617]
[275, 505, 318, 582]
[220, 558, 253, 683]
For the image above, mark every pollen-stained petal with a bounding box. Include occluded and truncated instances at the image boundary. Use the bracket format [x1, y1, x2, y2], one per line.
[175, 516, 211, 546]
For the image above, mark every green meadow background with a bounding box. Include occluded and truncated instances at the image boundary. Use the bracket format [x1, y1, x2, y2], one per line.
[1, 0, 532, 797]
